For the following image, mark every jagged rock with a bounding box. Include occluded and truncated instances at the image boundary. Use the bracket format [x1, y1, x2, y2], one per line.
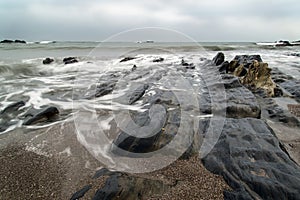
[63, 57, 78, 65]
[233, 55, 262, 67]
[128, 84, 149, 105]
[23, 106, 59, 125]
[120, 57, 136, 62]
[14, 40, 26, 44]
[219, 61, 229, 73]
[0, 101, 26, 132]
[42, 58, 54, 65]
[94, 82, 116, 98]
[0, 39, 14, 43]
[212, 52, 225, 66]
[202, 118, 300, 200]
[70, 185, 92, 200]
[241, 61, 277, 97]
[233, 64, 247, 77]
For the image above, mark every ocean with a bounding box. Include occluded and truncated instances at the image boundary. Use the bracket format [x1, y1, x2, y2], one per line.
[0, 41, 300, 134]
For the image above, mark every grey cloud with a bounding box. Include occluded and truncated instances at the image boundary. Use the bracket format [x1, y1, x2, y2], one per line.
[0, 0, 299, 41]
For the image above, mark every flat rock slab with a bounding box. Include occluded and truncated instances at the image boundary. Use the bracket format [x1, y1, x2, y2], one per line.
[202, 118, 300, 200]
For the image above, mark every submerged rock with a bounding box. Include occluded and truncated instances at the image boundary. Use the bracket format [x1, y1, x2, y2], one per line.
[0, 101, 26, 132]
[0, 101, 25, 115]
[232, 55, 263, 67]
[42, 58, 54, 65]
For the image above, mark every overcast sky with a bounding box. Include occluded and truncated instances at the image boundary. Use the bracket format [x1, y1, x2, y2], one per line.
[1, 0, 299, 42]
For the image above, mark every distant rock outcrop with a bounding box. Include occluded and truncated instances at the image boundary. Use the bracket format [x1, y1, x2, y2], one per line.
[0, 39, 26, 44]
[63, 57, 78, 65]
[42, 58, 54, 65]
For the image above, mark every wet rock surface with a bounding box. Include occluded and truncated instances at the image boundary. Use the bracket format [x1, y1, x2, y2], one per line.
[120, 57, 136, 62]
[202, 118, 300, 200]
[0, 101, 62, 132]
[42, 57, 54, 65]
[63, 57, 78, 65]
[23, 106, 59, 125]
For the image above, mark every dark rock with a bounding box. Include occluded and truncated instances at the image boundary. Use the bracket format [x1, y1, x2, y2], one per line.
[280, 80, 300, 101]
[0, 125, 8, 132]
[131, 65, 137, 71]
[227, 60, 239, 73]
[63, 57, 78, 65]
[23, 106, 59, 125]
[276, 40, 293, 46]
[0, 101, 26, 132]
[70, 185, 92, 200]
[220, 74, 242, 89]
[120, 57, 136, 62]
[14, 40, 26, 44]
[153, 57, 164, 62]
[185, 64, 195, 69]
[94, 82, 116, 98]
[93, 168, 115, 179]
[225, 87, 261, 118]
[0, 39, 14, 44]
[0, 39, 26, 44]
[289, 53, 300, 57]
[212, 52, 225, 66]
[232, 55, 263, 67]
[42, 58, 54, 65]
[92, 173, 169, 200]
[202, 118, 300, 200]
[112, 108, 168, 154]
[181, 58, 189, 66]
[219, 61, 229, 73]
[181, 58, 195, 69]
[128, 84, 149, 105]
[274, 86, 283, 97]
[1, 101, 25, 115]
